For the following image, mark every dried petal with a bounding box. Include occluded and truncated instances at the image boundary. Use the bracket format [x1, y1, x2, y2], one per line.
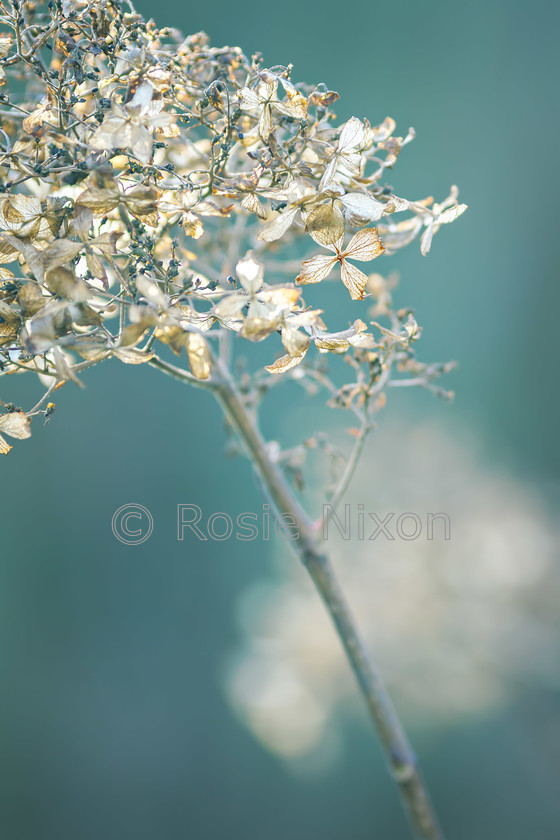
[340, 260, 369, 300]
[296, 254, 337, 286]
[0, 411, 31, 439]
[257, 207, 298, 242]
[304, 202, 344, 246]
[236, 253, 264, 294]
[112, 347, 155, 364]
[265, 352, 307, 374]
[186, 333, 212, 380]
[344, 228, 385, 261]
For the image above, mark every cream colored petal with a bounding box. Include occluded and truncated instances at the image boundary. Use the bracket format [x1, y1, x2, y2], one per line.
[265, 351, 307, 374]
[274, 91, 308, 120]
[112, 347, 155, 365]
[214, 293, 248, 320]
[296, 254, 337, 286]
[340, 192, 385, 224]
[186, 333, 212, 380]
[259, 286, 301, 309]
[438, 204, 468, 224]
[256, 206, 298, 242]
[0, 411, 31, 439]
[240, 301, 280, 341]
[237, 87, 262, 110]
[337, 116, 366, 152]
[304, 202, 344, 247]
[241, 193, 267, 220]
[344, 227, 384, 262]
[236, 253, 264, 294]
[258, 105, 273, 140]
[281, 325, 310, 357]
[340, 260, 368, 300]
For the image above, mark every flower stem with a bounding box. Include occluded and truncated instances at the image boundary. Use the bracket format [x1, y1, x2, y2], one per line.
[213, 363, 444, 840]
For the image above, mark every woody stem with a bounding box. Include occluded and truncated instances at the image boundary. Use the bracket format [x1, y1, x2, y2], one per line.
[212, 361, 444, 840]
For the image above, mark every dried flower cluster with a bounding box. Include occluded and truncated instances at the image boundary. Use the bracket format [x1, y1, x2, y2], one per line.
[0, 0, 465, 454]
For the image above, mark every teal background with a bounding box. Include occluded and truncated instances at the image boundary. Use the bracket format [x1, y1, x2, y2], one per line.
[1, 0, 559, 838]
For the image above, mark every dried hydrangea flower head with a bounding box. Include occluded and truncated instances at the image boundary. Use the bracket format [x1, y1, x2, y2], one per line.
[0, 0, 465, 453]
[0, 3, 469, 838]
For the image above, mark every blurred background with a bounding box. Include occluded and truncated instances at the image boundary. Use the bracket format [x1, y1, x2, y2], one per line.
[1, 0, 559, 838]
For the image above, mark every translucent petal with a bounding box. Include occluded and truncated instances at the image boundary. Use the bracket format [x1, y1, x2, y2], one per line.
[0, 411, 31, 439]
[340, 192, 385, 224]
[214, 293, 248, 320]
[438, 204, 468, 224]
[420, 223, 434, 256]
[112, 347, 155, 365]
[257, 206, 298, 242]
[186, 333, 212, 380]
[337, 117, 366, 153]
[344, 228, 384, 261]
[260, 286, 301, 309]
[241, 193, 267, 220]
[304, 202, 344, 246]
[265, 352, 307, 374]
[296, 254, 337, 285]
[237, 87, 262, 110]
[240, 301, 280, 341]
[340, 260, 368, 300]
[274, 91, 308, 120]
[281, 325, 310, 357]
[236, 253, 264, 294]
[258, 105, 273, 140]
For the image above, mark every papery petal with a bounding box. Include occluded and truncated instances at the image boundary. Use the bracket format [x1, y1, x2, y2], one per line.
[337, 116, 366, 152]
[296, 254, 337, 285]
[241, 193, 267, 219]
[258, 104, 273, 140]
[214, 293, 248, 320]
[274, 91, 308, 120]
[344, 227, 384, 261]
[240, 300, 281, 341]
[265, 351, 307, 374]
[340, 260, 368, 300]
[237, 87, 262, 109]
[438, 204, 468, 224]
[281, 325, 310, 357]
[236, 253, 264, 294]
[256, 206, 298, 242]
[340, 192, 385, 224]
[0, 411, 31, 439]
[304, 202, 344, 247]
[259, 286, 301, 309]
[186, 333, 212, 380]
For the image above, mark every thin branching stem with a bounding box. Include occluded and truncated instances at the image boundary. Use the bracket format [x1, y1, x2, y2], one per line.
[211, 360, 444, 840]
